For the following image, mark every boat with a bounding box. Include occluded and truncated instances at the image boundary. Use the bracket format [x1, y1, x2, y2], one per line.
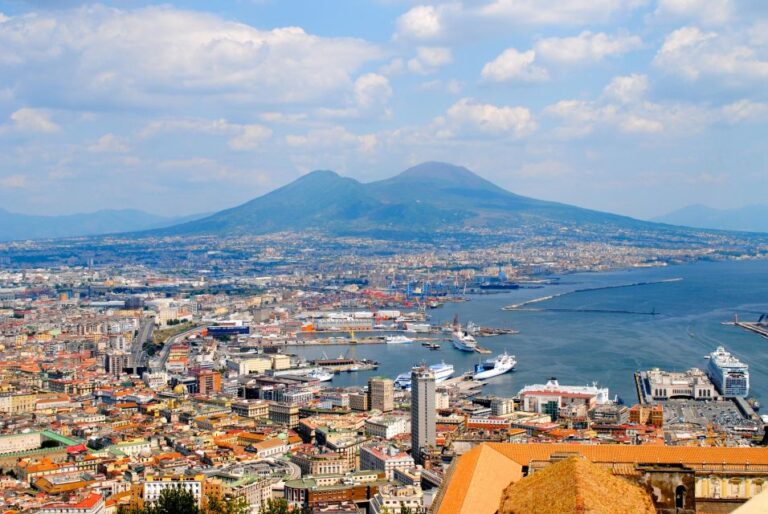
[394, 362, 455, 389]
[451, 314, 478, 352]
[452, 330, 477, 352]
[706, 346, 749, 398]
[386, 335, 414, 344]
[307, 369, 334, 382]
[473, 352, 516, 380]
[427, 343, 441, 350]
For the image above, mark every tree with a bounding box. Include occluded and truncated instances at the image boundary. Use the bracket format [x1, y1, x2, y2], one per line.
[118, 489, 252, 514]
[259, 498, 290, 514]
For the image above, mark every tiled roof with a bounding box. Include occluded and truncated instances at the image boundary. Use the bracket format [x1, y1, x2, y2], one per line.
[497, 457, 655, 514]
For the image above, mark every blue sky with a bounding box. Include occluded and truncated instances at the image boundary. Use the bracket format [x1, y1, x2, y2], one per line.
[0, 0, 766, 219]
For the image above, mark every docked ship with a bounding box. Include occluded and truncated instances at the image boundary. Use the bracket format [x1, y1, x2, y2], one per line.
[707, 346, 749, 397]
[451, 314, 478, 352]
[307, 369, 334, 382]
[394, 362, 455, 389]
[386, 335, 414, 344]
[473, 352, 516, 380]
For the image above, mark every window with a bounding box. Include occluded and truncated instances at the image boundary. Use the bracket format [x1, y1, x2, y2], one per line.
[675, 486, 685, 510]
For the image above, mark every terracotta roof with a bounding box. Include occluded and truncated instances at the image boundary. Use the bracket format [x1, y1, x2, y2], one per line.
[497, 457, 655, 514]
[435, 442, 768, 514]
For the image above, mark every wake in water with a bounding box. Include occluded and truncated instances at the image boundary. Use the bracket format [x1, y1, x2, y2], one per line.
[502, 278, 683, 311]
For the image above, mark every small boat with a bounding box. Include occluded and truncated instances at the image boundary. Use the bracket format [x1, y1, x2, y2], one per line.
[386, 335, 414, 344]
[427, 343, 441, 350]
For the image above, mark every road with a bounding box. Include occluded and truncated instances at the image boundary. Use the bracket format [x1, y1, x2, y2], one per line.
[130, 317, 155, 372]
[150, 325, 202, 373]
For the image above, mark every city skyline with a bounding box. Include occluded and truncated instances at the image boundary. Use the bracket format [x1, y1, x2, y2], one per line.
[0, 1, 766, 219]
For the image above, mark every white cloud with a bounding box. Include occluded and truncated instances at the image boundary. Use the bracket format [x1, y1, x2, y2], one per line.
[433, 98, 537, 138]
[481, 48, 548, 82]
[545, 75, 736, 138]
[407, 47, 453, 74]
[516, 160, 571, 178]
[0, 6, 382, 108]
[228, 125, 273, 150]
[88, 133, 128, 153]
[395, 5, 443, 40]
[139, 117, 272, 150]
[0, 174, 27, 188]
[286, 126, 378, 154]
[317, 73, 392, 119]
[654, 27, 768, 84]
[721, 100, 768, 123]
[478, 0, 644, 26]
[654, 0, 734, 26]
[534, 31, 642, 64]
[602, 74, 649, 103]
[9, 108, 59, 133]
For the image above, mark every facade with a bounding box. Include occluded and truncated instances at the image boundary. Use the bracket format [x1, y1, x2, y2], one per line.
[106, 351, 130, 379]
[365, 417, 408, 439]
[368, 377, 394, 412]
[136, 475, 204, 508]
[641, 368, 717, 401]
[291, 452, 349, 476]
[269, 402, 300, 428]
[349, 393, 368, 411]
[410, 367, 436, 464]
[360, 445, 415, 479]
[231, 399, 269, 419]
[196, 369, 222, 395]
[369, 485, 423, 514]
[518, 378, 610, 419]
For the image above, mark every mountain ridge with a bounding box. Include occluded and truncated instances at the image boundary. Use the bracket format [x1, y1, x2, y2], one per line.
[653, 204, 768, 233]
[151, 161, 674, 238]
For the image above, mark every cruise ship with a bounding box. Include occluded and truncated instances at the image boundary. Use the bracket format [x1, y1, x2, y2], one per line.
[386, 335, 414, 344]
[394, 362, 455, 389]
[473, 352, 516, 380]
[707, 346, 749, 397]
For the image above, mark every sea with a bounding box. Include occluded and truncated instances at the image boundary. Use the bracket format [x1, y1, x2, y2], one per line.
[290, 259, 768, 403]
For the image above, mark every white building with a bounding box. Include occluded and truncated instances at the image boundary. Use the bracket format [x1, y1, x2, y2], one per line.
[518, 378, 610, 418]
[365, 417, 409, 439]
[370, 485, 423, 514]
[142, 371, 168, 390]
[143, 477, 203, 506]
[360, 445, 414, 480]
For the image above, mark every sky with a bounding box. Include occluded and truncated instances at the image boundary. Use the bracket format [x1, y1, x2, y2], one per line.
[0, 0, 766, 220]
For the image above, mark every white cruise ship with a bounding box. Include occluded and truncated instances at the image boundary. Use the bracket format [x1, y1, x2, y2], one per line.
[394, 362, 454, 389]
[307, 368, 334, 382]
[473, 352, 516, 380]
[386, 335, 414, 344]
[707, 346, 749, 397]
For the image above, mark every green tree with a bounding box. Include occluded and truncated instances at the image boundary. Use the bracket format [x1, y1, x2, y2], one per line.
[206, 495, 250, 514]
[260, 498, 290, 514]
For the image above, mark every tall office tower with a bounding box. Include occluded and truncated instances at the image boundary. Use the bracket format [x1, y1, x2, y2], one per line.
[368, 377, 394, 412]
[410, 366, 436, 464]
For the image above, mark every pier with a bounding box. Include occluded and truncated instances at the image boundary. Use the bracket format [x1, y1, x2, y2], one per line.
[724, 321, 768, 340]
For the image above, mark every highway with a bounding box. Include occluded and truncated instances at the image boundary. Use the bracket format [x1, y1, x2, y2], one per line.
[130, 317, 154, 372]
[150, 325, 202, 373]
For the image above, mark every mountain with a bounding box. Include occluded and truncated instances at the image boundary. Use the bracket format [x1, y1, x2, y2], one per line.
[156, 161, 665, 238]
[0, 208, 206, 241]
[653, 204, 768, 233]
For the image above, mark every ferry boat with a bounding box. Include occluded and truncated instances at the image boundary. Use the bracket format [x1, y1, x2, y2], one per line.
[394, 362, 455, 389]
[707, 346, 749, 397]
[386, 335, 414, 344]
[473, 352, 516, 380]
[307, 369, 334, 382]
